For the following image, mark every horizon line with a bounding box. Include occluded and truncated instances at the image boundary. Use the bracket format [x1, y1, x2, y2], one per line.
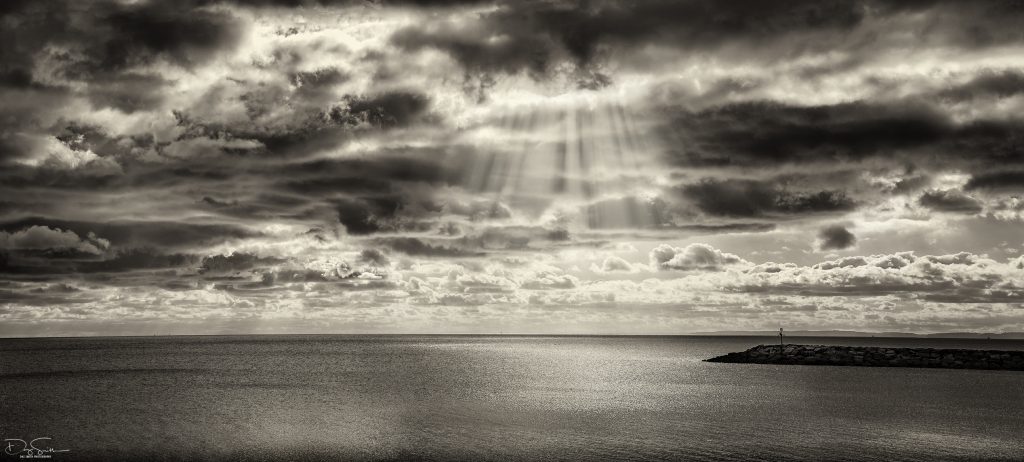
[2, 331, 1023, 341]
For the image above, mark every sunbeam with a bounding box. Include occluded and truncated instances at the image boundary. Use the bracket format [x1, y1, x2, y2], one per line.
[457, 95, 665, 231]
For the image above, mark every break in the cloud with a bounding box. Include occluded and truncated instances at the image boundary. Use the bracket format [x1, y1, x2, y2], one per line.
[2, 0, 1024, 336]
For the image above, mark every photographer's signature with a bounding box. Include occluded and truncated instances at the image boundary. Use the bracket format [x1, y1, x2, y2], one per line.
[3, 438, 69, 459]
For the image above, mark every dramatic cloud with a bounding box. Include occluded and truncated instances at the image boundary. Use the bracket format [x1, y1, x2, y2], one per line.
[680, 179, 855, 218]
[4, 0, 1024, 335]
[965, 171, 1024, 193]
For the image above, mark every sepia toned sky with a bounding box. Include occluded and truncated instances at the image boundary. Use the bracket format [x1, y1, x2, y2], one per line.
[2, 0, 1024, 336]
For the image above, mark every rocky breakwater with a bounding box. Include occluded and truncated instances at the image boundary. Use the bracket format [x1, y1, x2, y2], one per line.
[706, 344, 1024, 371]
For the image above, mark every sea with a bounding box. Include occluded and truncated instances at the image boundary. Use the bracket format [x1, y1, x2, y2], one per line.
[1, 335, 1022, 462]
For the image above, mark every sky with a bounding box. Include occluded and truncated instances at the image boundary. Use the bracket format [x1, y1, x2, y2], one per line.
[2, 0, 1024, 337]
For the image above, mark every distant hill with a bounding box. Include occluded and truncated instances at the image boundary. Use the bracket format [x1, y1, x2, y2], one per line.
[693, 330, 1024, 339]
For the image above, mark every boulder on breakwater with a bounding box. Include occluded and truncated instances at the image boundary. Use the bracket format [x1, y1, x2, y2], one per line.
[705, 344, 1024, 371]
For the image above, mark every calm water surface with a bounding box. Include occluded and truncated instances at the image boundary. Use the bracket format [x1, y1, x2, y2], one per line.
[2, 335, 1023, 461]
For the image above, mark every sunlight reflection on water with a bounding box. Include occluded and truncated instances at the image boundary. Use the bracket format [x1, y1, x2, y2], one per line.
[2, 335, 1023, 461]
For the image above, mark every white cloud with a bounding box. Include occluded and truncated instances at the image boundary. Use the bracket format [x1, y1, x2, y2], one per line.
[649, 243, 750, 271]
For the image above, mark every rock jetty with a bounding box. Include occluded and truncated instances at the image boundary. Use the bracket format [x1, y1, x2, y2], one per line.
[706, 344, 1024, 371]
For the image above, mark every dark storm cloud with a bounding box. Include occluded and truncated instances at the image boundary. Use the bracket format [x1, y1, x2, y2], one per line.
[938, 70, 1024, 101]
[374, 237, 479, 257]
[817, 225, 856, 251]
[332, 192, 445, 236]
[391, 22, 552, 77]
[96, 4, 243, 72]
[456, 226, 572, 251]
[661, 102, 948, 167]
[332, 92, 433, 129]
[280, 152, 460, 196]
[0, 246, 198, 277]
[358, 249, 391, 266]
[283, 176, 392, 196]
[335, 197, 405, 235]
[197, 192, 328, 222]
[174, 91, 436, 157]
[205, 89, 435, 150]
[964, 171, 1024, 192]
[391, 0, 1024, 79]
[257, 151, 475, 236]
[0, 0, 248, 165]
[918, 190, 983, 214]
[392, 0, 869, 76]
[664, 223, 777, 234]
[1, 1, 244, 83]
[679, 179, 855, 218]
[55, 123, 131, 156]
[890, 175, 933, 195]
[660, 100, 1024, 171]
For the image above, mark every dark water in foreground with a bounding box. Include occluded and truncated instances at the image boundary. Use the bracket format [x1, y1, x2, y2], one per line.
[2, 335, 1023, 462]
